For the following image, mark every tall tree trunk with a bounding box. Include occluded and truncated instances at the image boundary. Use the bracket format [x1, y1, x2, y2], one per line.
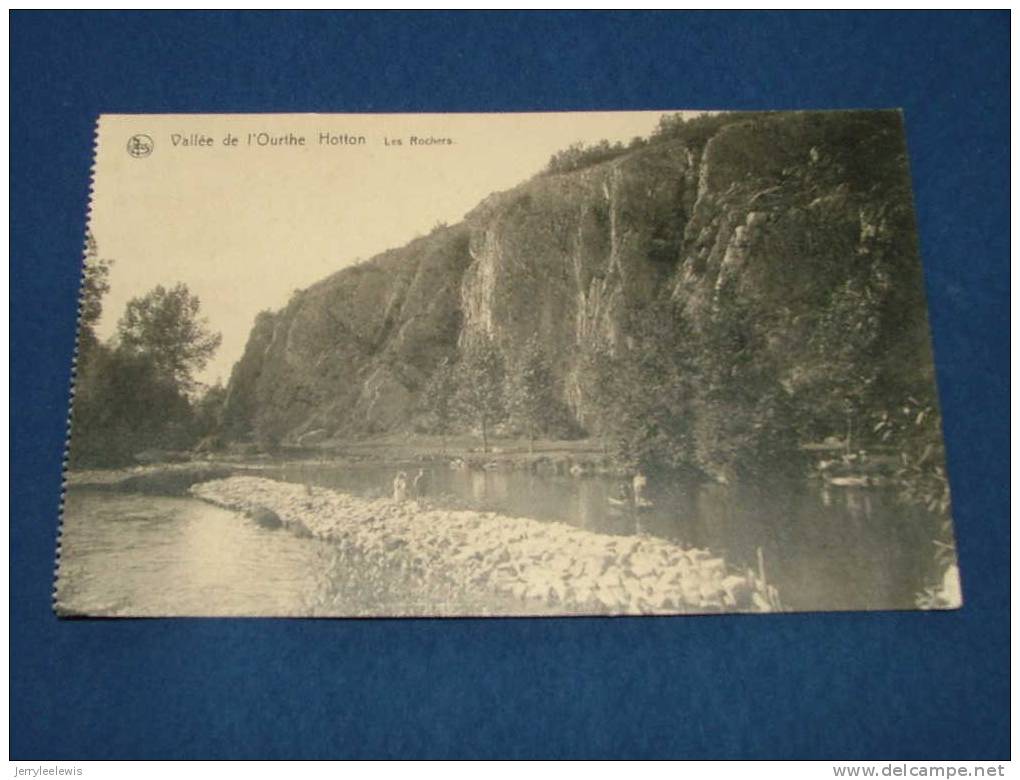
[481, 417, 488, 454]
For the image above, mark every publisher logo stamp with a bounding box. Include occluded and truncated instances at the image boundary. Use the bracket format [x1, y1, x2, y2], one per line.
[127, 134, 154, 158]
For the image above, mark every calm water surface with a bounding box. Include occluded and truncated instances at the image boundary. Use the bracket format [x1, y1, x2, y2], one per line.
[57, 491, 337, 616]
[57, 463, 942, 615]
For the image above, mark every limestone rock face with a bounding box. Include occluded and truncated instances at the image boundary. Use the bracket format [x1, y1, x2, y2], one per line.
[222, 111, 929, 447]
[354, 366, 415, 431]
[223, 227, 473, 441]
[460, 140, 697, 420]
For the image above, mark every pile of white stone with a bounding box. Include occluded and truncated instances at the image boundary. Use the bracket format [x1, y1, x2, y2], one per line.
[191, 476, 780, 615]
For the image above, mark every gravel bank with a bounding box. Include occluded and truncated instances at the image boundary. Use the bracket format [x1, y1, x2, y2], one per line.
[191, 476, 781, 615]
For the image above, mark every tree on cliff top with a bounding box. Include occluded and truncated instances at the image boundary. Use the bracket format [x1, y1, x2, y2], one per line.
[117, 283, 221, 391]
[454, 336, 506, 454]
[545, 139, 627, 175]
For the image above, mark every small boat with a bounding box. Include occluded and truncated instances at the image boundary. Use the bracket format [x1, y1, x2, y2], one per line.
[823, 473, 891, 488]
[607, 496, 655, 510]
[817, 450, 894, 488]
[824, 474, 871, 487]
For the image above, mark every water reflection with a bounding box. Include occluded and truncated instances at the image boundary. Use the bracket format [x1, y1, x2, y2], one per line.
[265, 461, 942, 612]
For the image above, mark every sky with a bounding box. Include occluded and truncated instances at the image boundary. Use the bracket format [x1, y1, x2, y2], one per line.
[90, 111, 691, 386]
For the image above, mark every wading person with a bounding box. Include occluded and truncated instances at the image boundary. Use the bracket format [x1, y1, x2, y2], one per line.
[413, 468, 428, 506]
[392, 471, 408, 503]
[633, 471, 648, 507]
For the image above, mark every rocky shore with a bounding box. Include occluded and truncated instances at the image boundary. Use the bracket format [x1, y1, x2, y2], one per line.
[191, 476, 782, 616]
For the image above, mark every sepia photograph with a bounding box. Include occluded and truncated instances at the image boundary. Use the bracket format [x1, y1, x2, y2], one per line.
[55, 109, 960, 618]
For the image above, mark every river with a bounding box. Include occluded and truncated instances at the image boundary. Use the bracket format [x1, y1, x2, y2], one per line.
[55, 463, 943, 616]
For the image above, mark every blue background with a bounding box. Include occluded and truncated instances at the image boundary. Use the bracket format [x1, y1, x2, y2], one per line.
[10, 12, 1009, 759]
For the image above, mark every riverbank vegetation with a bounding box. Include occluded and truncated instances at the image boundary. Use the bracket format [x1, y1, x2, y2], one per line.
[68, 235, 224, 467]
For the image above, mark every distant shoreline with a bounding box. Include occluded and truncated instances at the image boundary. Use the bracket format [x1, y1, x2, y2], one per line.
[66, 434, 638, 490]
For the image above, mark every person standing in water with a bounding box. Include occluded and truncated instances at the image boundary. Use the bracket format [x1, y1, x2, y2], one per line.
[632, 471, 648, 506]
[392, 471, 408, 502]
[412, 468, 428, 505]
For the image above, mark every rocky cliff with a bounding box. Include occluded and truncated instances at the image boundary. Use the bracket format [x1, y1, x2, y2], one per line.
[222, 110, 934, 455]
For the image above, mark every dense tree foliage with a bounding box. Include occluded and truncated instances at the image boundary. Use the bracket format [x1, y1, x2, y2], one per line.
[688, 296, 800, 480]
[545, 139, 630, 175]
[117, 283, 222, 390]
[70, 346, 194, 466]
[192, 382, 228, 444]
[416, 338, 575, 453]
[543, 111, 768, 176]
[506, 337, 566, 453]
[575, 341, 619, 454]
[649, 111, 771, 150]
[453, 336, 506, 453]
[874, 394, 952, 522]
[576, 296, 796, 480]
[78, 232, 112, 357]
[419, 356, 457, 450]
[69, 244, 223, 467]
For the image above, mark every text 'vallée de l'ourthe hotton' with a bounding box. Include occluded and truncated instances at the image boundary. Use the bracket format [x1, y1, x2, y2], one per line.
[168, 132, 455, 148]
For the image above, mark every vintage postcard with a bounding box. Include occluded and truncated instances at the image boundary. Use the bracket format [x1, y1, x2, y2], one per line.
[55, 111, 960, 617]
